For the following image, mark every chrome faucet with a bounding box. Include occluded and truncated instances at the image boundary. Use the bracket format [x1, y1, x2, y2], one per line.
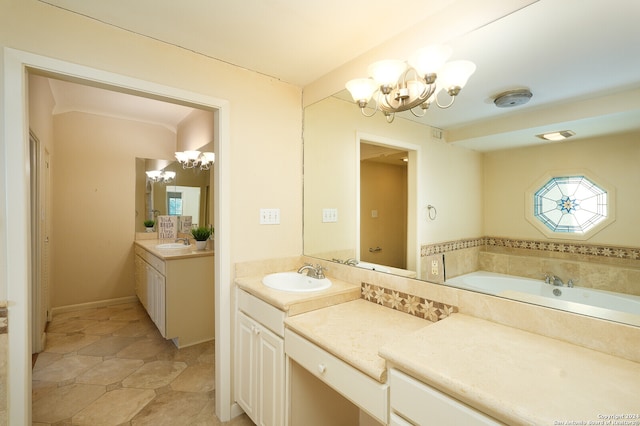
[551, 275, 564, 286]
[544, 273, 576, 287]
[297, 263, 326, 279]
[175, 237, 190, 246]
[544, 273, 563, 286]
[345, 258, 358, 266]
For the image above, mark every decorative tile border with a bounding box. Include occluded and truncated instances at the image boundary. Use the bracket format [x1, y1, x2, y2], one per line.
[360, 282, 458, 322]
[421, 237, 484, 257]
[0, 307, 7, 334]
[422, 236, 640, 261]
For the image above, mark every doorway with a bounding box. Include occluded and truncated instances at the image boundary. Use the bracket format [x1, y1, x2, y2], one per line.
[360, 142, 409, 269]
[4, 48, 232, 423]
[356, 133, 420, 276]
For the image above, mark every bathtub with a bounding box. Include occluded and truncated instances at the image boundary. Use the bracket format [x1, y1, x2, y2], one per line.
[446, 271, 640, 325]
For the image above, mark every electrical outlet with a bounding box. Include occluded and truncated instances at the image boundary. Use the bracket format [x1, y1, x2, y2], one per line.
[322, 208, 338, 223]
[425, 254, 445, 284]
[259, 208, 280, 225]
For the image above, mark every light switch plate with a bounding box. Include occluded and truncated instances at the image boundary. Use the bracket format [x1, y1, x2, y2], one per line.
[322, 208, 338, 223]
[259, 208, 280, 225]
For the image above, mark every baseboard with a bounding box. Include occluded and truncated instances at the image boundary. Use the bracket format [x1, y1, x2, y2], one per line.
[50, 296, 139, 317]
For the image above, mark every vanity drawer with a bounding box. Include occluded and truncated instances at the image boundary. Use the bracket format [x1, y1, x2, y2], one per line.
[285, 329, 388, 424]
[135, 247, 165, 275]
[389, 368, 500, 426]
[237, 289, 285, 337]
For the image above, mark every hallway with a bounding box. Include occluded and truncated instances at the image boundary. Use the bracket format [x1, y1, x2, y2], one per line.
[32, 301, 253, 425]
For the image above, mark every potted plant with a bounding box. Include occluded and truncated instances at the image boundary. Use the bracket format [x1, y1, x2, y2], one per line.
[191, 226, 213, 250]
[143, 219, 155, 232]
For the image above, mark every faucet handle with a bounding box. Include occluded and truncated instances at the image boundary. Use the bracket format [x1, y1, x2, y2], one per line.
[314, 264, 327, 279]
[543, 273, 552, 284]
[567, 278, 578, 288]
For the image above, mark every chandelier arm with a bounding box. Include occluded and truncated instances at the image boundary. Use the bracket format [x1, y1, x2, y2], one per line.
[360, 106, 377, 117]
[409, 107, 427, 118]
[360, 92, 381, 117]
[434, 91, 457, 109]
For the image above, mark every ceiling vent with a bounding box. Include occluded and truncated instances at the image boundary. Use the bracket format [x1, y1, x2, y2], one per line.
[493, 89, 533, 107]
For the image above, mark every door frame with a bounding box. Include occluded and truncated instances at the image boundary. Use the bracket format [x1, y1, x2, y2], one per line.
[355, 132, 421, 275]
[2, 47, 232, 423]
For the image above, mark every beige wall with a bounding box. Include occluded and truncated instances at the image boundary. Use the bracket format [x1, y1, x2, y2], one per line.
[51, 112, 175, 307]
[304, 95, 484, 260]
[2, 0, 303, 298]
[0, 0, 303, 269]
[360, 161, 407, 268]
[177, 109, 215, 152]
[483, 132, 640, 246]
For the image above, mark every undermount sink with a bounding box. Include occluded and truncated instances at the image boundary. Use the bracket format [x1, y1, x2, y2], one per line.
[156, 243, 190, 249]
[262, 272, 332, 293]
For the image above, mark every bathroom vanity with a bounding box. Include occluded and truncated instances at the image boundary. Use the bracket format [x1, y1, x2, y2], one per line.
[234, 274, 360, 426]
[134, 239, 214, 348]
[235, 264, 640, 426]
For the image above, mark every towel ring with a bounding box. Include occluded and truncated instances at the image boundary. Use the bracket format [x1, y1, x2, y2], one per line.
[427, 204, 437, 220]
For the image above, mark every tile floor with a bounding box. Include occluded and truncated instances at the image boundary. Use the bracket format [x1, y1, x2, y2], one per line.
[32, 301, 254, 425]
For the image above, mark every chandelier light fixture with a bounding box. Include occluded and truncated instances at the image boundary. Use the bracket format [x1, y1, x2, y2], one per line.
[345, 45, 476, 123]
[174, 150, 216, 170]
[145, 170, 176, 183]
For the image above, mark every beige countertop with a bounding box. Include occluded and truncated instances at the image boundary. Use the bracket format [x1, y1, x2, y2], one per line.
[235, 274, 361, 316]
[134, 239, 214, 260]
[379, 313, 640, 425]
[285, 299, 432, 383]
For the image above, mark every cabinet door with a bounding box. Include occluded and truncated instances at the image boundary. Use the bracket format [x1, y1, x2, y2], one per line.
[236, 312, 258, 421]
[134, 256, 148, 310]
[151, 268, 166, 337]
[257, 325, 284, 426]
[390, 369, 500, 426]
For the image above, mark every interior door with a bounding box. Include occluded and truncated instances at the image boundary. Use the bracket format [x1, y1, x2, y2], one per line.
[30, 132, 50, 353]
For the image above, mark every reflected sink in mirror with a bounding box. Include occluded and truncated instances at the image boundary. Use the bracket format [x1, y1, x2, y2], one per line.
[262, 272, 332, 293]
[156, 243, 191, 249]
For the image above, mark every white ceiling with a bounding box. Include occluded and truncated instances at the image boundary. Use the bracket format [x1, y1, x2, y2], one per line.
[39, 0, 640, 151]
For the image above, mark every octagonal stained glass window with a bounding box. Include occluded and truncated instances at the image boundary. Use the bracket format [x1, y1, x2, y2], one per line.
[533, 175, 607, 233]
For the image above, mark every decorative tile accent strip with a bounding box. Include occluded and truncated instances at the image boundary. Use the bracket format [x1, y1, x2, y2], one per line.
[483, 236, 640, 260]
[361, 282, 458, 322]
[0, 307, 7, 334]
[421, 236, 640, 261]
[421, 237, 485, 257]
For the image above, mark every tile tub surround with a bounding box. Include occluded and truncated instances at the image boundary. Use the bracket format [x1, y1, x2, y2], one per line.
[422, 237, 640, 296]
[32, 302, 253, 425]
[379, 314, 640, 425]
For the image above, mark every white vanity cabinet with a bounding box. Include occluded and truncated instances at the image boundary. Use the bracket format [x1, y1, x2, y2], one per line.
[134, 250, 166, 336]
[235, 289, 285, 426]
[134, 245, 214, 347]
[389, 368, 500, 426]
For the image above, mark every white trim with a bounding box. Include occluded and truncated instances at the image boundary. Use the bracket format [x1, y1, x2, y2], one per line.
[2, 47, 233, 423]
[49, 296, 139, 317]
[355, 132, 422, 277]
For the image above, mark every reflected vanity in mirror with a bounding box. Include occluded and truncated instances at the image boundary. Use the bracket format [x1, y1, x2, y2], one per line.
[135, 157, 212, 233]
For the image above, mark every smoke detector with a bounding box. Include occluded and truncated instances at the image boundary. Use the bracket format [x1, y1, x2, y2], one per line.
[493, 89, 533, 108]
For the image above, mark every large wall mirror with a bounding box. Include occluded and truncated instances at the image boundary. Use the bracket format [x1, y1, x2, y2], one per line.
[135, 157, 212, 232]
[303, 2, 640, 326]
